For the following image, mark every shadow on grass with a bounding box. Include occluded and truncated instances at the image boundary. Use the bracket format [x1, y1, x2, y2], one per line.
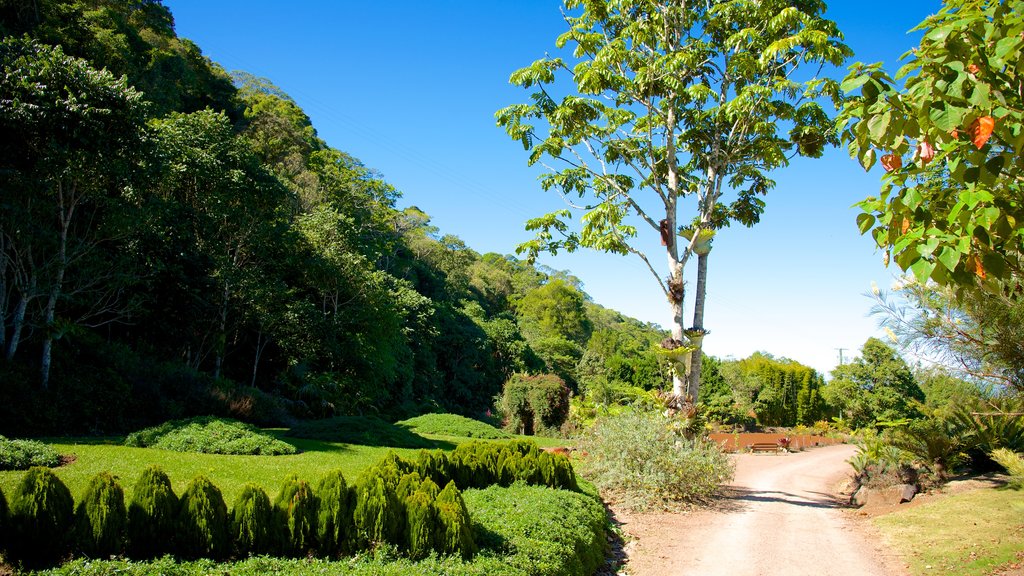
[286, 416, 457, 450]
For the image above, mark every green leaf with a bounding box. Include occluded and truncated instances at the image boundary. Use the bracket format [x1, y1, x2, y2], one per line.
[867, 112, 891, 142]
[856, 213, 876, 234]
[910, 258, 936, 284]
[840, 74, 870, 93]
[936, 246, 961, 272]
[860, 148, 876, 171]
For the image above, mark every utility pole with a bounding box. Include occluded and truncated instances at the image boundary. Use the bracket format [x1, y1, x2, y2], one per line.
[835, 347, 846, 366]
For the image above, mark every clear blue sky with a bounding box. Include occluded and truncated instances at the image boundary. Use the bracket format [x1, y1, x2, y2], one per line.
[163, 0, 942, 377]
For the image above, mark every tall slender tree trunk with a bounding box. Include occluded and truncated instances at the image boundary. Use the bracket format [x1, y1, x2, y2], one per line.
[213, 281, 229, 381]
[41, 181, 74, 389]
[686, 250, 709, 401]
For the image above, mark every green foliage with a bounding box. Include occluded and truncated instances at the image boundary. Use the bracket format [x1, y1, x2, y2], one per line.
[578, 410, 734, 510]
[176, 476, 229, 560]
[126, 466, 178, 559]
[288, 416, 435, 448]
[274, 475, 319, 557]
[990, 448, 1024, 488]
[889, 418, 966, 480]
[0, 484, 8, 553]
[0, 435, 62, 470]
[396, 414, 511, 439]
[466, 484, 606, 576]
[315, 469, 354, 558]
[230, 484, 278, 557]
[434, 481, 475, 559]
[499, 373, 571, 435]
[30, 483, 607, 576]
[403, 482, 439, 560]
[8, 467, 75, 567]
[951, 399, 1024, 453]
[848, 431, 917, 489]
[352, 475, 403, 547]
[74, 472, 127, 558]
[124, 417, 296, 455]
[839, 0, 1024, 291]
[824, 338, 925, 429]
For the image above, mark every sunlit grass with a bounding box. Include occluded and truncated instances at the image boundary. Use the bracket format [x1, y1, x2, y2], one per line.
[873, 484, 1024, 575]
[0, 428, 571, 503]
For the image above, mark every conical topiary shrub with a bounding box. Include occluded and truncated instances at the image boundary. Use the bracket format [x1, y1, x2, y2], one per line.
[274, 475, 318, 557]
[127, 465, 178, 559]
[8, 466, 74, 567]
[230, 484, 277, 557]
[434, 481, 475, 559]
[74, 472, 128, 558]
[414, 449, 450, 488]
[176, 475, 229, 560]
[403, 484, 438, 559]
[353, 474, 402, 547]
[396, 471, 423, 501]
[315, 469, 353, 557]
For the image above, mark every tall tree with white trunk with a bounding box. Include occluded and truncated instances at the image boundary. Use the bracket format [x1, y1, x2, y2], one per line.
[498, 0, 849, 401]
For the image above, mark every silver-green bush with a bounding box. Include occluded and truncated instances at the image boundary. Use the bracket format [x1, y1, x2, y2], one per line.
[578, 409, 734, 510]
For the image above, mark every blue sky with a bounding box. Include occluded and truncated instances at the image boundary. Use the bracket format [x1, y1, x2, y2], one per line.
[163, 0, 942, 376]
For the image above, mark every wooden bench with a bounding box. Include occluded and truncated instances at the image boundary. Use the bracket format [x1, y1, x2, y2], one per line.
[748, 442, 782, 454]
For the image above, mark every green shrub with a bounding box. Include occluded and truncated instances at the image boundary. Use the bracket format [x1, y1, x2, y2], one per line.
[74, 472, 127, 558]
[274, 475, 318, 557]
[499, 373, 570, 436]
[889, 418, 966, 480]
[176, 475, 229, 560]
[8, 466, 75, 567]
[288, 416, 435, 448]
[230, 484, 278, 557]
[352, 475, 403, 548]
[126, 465, 178, 559]
[991, 448, 1024, 488]
[396, 414, 511, 439]
[413, 449, 451, 488]
[434, 481, 475, 559]
[0, 435, 61, 470]
[466, 484, 606, 576]
[578, 409, 734, 510]
[403, 488, 437, 560]
[952, 400, 1024, 453]
[315, 469, 353, 557]
[124, 416, 296, 455]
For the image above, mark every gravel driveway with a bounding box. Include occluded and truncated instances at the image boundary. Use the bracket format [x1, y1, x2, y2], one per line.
[613, 444, 909, 576]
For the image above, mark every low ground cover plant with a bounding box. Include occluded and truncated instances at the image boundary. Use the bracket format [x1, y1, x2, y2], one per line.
[124, 417, 296, 456]
[577, 409, 734, 510]
[0, 435, 62, 470]
[396, 414, 511, 440]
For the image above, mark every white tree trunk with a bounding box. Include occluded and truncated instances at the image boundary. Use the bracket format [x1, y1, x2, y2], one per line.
[686, 250, 709, 401]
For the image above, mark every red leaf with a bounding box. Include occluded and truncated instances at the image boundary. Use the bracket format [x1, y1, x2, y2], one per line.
[881, 153, 902, 172]
[970, 116, 994, 149]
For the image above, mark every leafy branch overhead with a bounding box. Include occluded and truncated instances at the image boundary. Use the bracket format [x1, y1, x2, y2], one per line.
[839, 0, 1024, 292]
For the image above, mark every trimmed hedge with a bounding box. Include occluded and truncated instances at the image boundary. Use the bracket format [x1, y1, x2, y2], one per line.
[8, 466, 75, 567]
[127, 465, 178, 559]
[74, 471, 127, 558]
[124, 416, 296, 455]
[1, 440, 588, 571]
[32, 481, 607, 576]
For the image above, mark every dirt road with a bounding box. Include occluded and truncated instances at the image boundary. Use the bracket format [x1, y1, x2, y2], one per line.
[613, 444, 908, 576]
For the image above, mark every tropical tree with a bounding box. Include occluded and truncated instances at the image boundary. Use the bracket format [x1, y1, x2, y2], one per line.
[497, 0, 850, 401]
[0, 38, 147, 387]
[824, 338, 925, 429]
[840, 0, 1024, 292]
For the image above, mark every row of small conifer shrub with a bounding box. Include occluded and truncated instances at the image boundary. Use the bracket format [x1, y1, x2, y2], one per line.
[0, 439, 577, 569]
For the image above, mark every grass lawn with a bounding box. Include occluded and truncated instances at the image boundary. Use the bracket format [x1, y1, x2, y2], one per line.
[0, 430, 572, 503]
[873, 484, 1024, 575]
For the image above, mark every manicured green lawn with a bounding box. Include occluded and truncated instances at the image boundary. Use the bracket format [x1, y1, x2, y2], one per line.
[873, 484, 1024, 575]
[0, 431, 572, 503]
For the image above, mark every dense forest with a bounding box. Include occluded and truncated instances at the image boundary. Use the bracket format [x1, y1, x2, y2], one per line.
[0, 0, 671, 435]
